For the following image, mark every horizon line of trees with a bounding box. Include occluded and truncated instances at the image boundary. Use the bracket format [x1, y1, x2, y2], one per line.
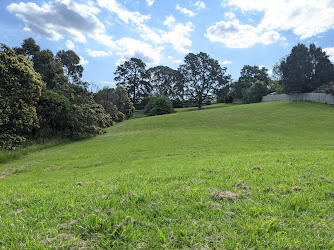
[1, 38, 334, 150]
[114, 43, 334, 108]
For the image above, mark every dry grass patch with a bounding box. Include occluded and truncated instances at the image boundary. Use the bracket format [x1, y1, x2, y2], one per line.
[209, 190, 241, 201]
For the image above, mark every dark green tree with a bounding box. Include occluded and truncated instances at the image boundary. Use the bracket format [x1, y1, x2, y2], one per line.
[278, 43, 334, 93]
[0, 44, 45, 149]
[55, 50, 84, 84]
[242, 81, 268, 103]
[232, 65, 269, 99]
[144, 94, 174, 116]
[178, 52, 230, 109]
[13, 37, 40, 60]
[36, 89, 72, 137]
[147, 66, 184, 102]
[14, 38, 67, 90]
[33, 49, 67, 89]
[95, 87, 135, 121]
[114, 58, 150, 105]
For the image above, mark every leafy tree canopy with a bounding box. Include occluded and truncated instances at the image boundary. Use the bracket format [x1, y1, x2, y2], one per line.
[232, 65, 269, 99]
[278, 43, 334, 93]
[94, 87, 135, 120]
[0, 44, 45, 149]
[114, 58, 150, 105]
[179, 52, 231, 109]
[147, 66, 183, 101]
[56, 50, 83, 83]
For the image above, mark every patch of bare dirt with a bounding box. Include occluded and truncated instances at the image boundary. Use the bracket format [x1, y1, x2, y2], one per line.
[252, 166, 262, 172]
[293, 186, 303, 192]
[233, 182, 251, 190]
[209, 190, 241, 201]
[226, 211, 236, 216]
[40, 233, 87, 249]
[57, 219, 78, 230]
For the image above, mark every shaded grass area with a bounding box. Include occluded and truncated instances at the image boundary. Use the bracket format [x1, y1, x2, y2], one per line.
[0, 102, 333, 248]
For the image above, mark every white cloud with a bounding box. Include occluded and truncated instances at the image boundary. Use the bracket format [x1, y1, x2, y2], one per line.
[205, 19, 280, 48]
[86, 49, 111, 57]
[79, 56, 89, 65]
[98, 81, 116, 85]
[163, 15, 175, 26]
[261, 31, 280, 45]
[95, 33, 117, 48]
[176, 4, 196, 17]
[227, 0, 334, 39]
[168, 56, 182, 64]
[220, 60, 232, 65]
[97, 0, 193, 54]
[7, 0, 104, 43]
[224, 12, 235, 20]
[279, 36, 288, 48]
[116, 38, 164, 65]
[324, 47, 334, 62]
[194, 1, 206, 10]
[66, 40, 75, 50]
[97, 0, 150, 25]
[146, 0, 154, 6]
[161, 22, 194, 53]
[258, 65, 265, 69]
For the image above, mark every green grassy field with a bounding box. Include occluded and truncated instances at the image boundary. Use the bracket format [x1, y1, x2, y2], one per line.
[0, 102, 333, 249]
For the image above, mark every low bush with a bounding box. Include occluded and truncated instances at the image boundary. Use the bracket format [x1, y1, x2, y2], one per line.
[145, 94, 174, 116]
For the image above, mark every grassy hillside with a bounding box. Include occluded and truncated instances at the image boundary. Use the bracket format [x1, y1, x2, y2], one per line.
[0, 102, 333, 248]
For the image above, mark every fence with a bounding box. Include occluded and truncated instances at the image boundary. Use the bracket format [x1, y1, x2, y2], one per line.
[261, 93, 334, 105]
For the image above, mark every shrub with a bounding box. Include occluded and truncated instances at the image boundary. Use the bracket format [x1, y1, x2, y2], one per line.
[242, 81, 268, 103]
[145, 94, 174, 116]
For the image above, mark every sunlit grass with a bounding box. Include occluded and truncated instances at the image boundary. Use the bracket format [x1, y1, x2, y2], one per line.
[0, 102, 333, 248]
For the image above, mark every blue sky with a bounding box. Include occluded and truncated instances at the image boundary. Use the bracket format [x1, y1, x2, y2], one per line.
[2, 0, 334, 89]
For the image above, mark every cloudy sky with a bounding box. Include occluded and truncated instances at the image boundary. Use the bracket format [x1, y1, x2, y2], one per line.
[2, 0, 334, 89]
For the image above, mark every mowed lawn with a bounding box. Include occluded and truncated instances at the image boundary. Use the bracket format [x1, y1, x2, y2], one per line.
[0, 102, 333, 249]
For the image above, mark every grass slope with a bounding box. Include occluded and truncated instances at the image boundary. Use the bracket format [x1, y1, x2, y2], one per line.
[0, 102, 333, 249]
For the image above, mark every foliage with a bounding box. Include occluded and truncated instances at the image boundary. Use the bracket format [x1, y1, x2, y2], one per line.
[215, 85, 233, 103]
[179, 52, 231, 108]
[14, 38, 67, 90]
[33, 49, 67, 89]
[65, 103, 112, 137]
[55, 50, 83, 84]
[278, 43, 334, 93]
[60, 83, 95, 105]
[145, 94, 174, 116]
[13, 37, 40, 60]
[98, 100, 125, 122]
[114, 58, 150, 105]
[231, 65, 270, 103]
[36, 89, 72, 137]
[95, 87, 135, 120]
[147, 66, 184, 102]
[268, 79, 284, 93]
[242, 81, 268, 103]
[0, 44, 45, 150]
[1, 39, 115, 150]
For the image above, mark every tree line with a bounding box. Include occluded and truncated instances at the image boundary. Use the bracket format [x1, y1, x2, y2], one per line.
[115, 43, 334, 109]
[1, 38, 134, 150]
[1, 39, 333, 150]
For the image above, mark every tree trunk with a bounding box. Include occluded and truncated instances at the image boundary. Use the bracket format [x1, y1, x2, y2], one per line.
[198, 99, 202, 109]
